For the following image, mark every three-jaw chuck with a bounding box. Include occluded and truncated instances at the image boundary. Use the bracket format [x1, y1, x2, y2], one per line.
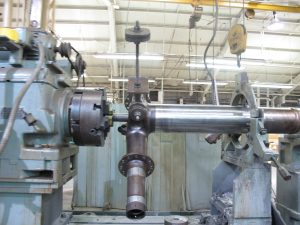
[68, 88, 110, 147]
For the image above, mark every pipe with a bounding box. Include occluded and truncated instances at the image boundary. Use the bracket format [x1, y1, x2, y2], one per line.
[112, 113, 128, 122]
[125, 128, 148, 219]
[150, 104, 250, 133]
[148, 105, 300, 134]
[263, 108, 300, 134]
[3, 0, 13, 27]
[40, 0, 50, 30]
[126, 129, 147, 219]
[118, 100, 153, 220]
[149, 105, 300, 134]
[114, 106, 300, 134]
[102, 0, 119, 90]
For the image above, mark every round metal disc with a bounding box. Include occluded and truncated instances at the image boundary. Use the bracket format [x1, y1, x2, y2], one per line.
[164, 216, 188, 225]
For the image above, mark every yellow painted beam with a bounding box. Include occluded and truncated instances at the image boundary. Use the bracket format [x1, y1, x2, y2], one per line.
[135, 0, 300, 13]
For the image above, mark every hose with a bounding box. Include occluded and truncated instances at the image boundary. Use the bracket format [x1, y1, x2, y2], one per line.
[0, 42, 45, 154]
[203, 0, 219, 105]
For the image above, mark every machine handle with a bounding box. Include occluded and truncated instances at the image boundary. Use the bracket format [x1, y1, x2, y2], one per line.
[272, 157, 291, 181]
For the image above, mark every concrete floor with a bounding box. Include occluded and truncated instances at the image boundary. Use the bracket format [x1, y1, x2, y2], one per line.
[62, 167, 279, 224]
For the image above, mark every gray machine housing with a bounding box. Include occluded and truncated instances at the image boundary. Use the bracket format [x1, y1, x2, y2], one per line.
[0, 28, 77, 225]
[0, 28, 110, 225]
[277, 135, 300, 225]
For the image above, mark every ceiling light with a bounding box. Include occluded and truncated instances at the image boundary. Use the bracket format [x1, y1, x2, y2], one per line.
[183, 80, 228, 85]
[112, 4, 120, 9]
[156, 78, 184, 81]
[251, 83, 294, 89]
[94, 53, 164, 61]
[109, 77, 155, 83]
[205, 58, 265, 66]
[85, 76, 109, 78]
[267, 11, 284, 31]
[186, 63, 245, 71]
[194, 58, 300, 68]
[71, 75, 108, 81]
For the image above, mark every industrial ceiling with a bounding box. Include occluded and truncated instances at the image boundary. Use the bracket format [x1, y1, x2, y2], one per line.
[3, 0, 300, 105]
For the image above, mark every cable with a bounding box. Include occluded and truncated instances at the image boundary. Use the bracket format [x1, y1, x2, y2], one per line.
[203, 0, 219, 105]
[188, 29, 192, 82]
[0, 42, 45, 154]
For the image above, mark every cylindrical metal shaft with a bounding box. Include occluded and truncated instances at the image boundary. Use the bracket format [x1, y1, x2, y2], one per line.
[150, 104, 251, 133]
[125, 128, 148, 219]
[113, 105, 300, 134]
[263, 108, 300, 134]
[126, 160, 146, 219]
[148, 105, 300, 134]
[3, 0, 12, 27]
[112, 113, 128, 122]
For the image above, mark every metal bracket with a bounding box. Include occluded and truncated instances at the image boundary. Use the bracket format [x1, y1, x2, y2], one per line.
[250, 118, 277, 161]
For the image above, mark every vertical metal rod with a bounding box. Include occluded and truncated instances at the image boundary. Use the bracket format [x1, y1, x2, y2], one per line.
[135, 43, 140, 84]
[267, 88, 270, 108]
[40, 0, 49, 30]
[3, 0, 13, 27]
[24, 0, 32, 27]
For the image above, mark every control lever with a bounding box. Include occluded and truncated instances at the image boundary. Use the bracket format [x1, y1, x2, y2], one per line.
[271, 156, 291, 181]
[205, 133, 222, 144]
[118, 124, 127, 135]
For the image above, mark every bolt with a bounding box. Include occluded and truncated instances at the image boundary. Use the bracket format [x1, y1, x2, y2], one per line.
[132, 110, 142, 121]
[260, 128, 267, 135]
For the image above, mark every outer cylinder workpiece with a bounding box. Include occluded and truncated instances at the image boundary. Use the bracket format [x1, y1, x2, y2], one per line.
[113, 105, 300, 135]
[147, 104, 300, 134]
[150, 104, 250, 133]
[122, 127, 151, 219]
[126, 160, 146, 219]
[263, 108, 300, 134]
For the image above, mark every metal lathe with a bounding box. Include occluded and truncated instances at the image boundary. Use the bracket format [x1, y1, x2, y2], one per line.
[0, 25, 300, 225]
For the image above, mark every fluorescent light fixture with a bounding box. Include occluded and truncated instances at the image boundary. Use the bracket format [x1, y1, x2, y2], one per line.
[251, 83, 294, 89]
[86, 76, 109, 78]
[156, 77, 184, 81]
[267, 12, 284, 31]
[112, 4, 120, 9]
[94, 53, 164, 61]
[183, 80, 228, 86]
[268, 19, 284, 30]
[206, 58, 265, 66]
[186, 63, 245, 71]
[191, 58, 300, 69]
[108, 78, 127, 82]
[109, 78, 155, 83]
[71, 75, 108, 81]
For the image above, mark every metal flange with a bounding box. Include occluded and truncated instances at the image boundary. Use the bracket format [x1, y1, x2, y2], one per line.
[118, 153, 155, 177]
